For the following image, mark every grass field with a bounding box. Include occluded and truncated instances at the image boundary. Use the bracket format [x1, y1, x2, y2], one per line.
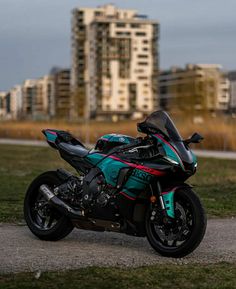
[0, 144, 236, 222]
[0, 263, 235, 289]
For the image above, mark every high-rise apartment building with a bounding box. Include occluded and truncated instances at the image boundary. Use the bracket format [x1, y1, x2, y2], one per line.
[51, 68, 71, 119]
[9, 85, 23, 120]
[159, 64, 230, 112]
[0, 87, 23, 120]
[0, 91, 6, 119]
[71, 4, 159, 120]
[228, 71, 236, 113]
[33, 75, 55, 120]
[21, 76, 55, 120]
[22, 79, 38, 118]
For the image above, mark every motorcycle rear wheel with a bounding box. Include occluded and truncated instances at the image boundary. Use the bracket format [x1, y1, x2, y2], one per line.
[145, 188, 207, 258]
[24, 171, 74, 241]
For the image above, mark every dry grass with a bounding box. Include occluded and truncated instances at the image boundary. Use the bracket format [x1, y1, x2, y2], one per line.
[0, 120, 138, 142]
[176, 117, 236, 151]
[0, 115, 236, 151]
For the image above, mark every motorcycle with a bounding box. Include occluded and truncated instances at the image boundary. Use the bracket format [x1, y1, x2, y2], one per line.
[24, 110, 207, 258]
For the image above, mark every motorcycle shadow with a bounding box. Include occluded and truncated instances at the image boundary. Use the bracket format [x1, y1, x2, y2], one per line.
[65, 229, 150, 250]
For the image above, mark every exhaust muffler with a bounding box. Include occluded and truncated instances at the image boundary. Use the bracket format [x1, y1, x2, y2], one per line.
[39, 184, 85, 219]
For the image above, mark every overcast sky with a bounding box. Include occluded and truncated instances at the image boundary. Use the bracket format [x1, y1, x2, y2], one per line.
[0, 0, 236, 91]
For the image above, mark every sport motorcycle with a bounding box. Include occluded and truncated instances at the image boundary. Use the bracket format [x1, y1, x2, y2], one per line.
[24, 110, 207, 257]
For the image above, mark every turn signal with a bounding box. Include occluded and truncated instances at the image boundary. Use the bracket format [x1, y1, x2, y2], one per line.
[150, 196, 157, 203]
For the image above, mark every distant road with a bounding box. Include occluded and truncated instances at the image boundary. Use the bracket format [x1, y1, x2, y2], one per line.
[0, 138, 47, 147]
[1, 138, 236, 160]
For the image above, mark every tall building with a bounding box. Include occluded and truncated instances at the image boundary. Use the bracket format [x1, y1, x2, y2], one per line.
[71, 4, 159, 120]
[228, 71, 236, 113]
[21, 76, 55, 120]
[33, 75, 55, 120]
[159, 64, 230, 112]
[9, 85, 23, 120]
[51, 68, 71, 119]
[0, 92, 6, 119]
[22, 79, 38, 118]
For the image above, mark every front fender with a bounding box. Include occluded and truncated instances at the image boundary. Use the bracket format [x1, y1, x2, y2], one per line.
[161, 183, 193, 218]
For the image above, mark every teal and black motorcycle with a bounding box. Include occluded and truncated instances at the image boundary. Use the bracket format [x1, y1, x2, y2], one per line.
[24, 111, 206, 257]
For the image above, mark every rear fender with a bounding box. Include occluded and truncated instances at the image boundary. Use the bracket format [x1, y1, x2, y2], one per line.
[161, 183, 193, 218]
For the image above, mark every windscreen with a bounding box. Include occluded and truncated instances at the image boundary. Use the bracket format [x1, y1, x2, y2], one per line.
[143, 111, 182, 141]
[140, 111, 194, 164]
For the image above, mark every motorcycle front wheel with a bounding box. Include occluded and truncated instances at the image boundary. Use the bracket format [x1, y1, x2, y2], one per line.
[145, 188, 207, 258]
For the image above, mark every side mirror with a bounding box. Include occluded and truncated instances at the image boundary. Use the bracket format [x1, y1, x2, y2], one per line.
[184, 133, 204, 145]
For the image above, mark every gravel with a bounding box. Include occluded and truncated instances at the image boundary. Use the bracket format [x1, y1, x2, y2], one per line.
[0, 218, 235, 274]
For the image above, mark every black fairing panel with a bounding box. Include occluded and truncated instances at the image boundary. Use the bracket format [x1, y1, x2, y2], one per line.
[58, 142, 89, 158]
[59, 150, 93, 173]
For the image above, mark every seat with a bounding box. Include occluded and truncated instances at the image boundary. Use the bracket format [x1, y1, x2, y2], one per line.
[58, 142, 89, 158]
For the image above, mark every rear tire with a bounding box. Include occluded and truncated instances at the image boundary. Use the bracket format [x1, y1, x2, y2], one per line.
[145, 188, 207, 258]
[24, 171, 74, 241]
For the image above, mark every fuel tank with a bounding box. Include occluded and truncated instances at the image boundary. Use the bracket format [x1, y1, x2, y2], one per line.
[95, 133, 136, 153]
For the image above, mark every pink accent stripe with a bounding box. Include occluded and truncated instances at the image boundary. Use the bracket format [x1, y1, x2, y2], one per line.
[108, 155, 165, 176]
[161, 187, 178, 195]
[155, 134, 184, 168]
[46, 130, 57, 136]
[119, 191, 136, 200]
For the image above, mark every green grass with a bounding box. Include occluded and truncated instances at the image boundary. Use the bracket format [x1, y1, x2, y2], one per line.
[0, 144, 235, 222]
[190, 157, 236, 217]
[0, 263, 236, 289]
[0, 144, 71, 222]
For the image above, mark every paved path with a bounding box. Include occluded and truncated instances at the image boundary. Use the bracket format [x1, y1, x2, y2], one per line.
[1, 138, 236, 159]
[0, 219, 235, 274]
[0, 138, 47, 147]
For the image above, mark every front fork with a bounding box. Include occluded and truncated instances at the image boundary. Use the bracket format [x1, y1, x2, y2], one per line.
[150, 182, 176, 219]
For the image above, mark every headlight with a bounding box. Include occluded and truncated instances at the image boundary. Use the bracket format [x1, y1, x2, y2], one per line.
[163, 156, 179, 165]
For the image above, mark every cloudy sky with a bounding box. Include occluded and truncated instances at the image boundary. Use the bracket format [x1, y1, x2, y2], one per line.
[0, 0, 235, 91]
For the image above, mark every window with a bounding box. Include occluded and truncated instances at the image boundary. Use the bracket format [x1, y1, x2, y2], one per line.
[143, 40, 149, 44]
[131, 23, 141, 28]
[138, 62, 148, 66]
[138, 76, 148, 80]
[116, 23, 126, 28]
[138, 54, 148, 58]
[135, 69, 144, 73]
[116, 31, 130, 36]
[95, 11, 103, 16]
[136, 32, 146, 36]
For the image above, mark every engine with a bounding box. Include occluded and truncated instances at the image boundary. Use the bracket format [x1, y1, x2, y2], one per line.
[54, 175, 83, 206]
[81, 169, 115, 209]
[54, 169, 114, 210]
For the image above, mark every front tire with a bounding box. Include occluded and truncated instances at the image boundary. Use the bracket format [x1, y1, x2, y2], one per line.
[24, 171, 74, 241]
[145, 188, 207, 258]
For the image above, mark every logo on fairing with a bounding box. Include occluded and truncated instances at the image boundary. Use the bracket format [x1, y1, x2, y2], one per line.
[132, 169, 152, 182]
[119, 137, 125, 142]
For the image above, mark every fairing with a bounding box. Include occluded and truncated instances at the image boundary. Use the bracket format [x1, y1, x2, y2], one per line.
[139, 111, 196, 167]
